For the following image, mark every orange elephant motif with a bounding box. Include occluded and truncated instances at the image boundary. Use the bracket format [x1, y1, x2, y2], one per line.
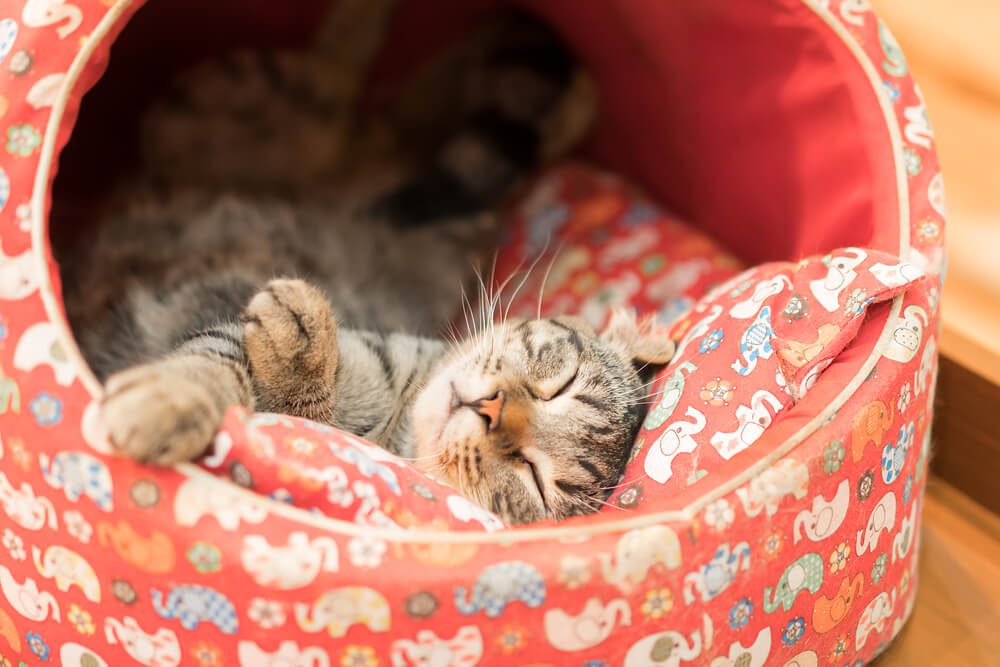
[813, 573, 864, 634]
[98, 520, 176, 574]
[851, 400, 893, 462]
[0, 607, 20, 652]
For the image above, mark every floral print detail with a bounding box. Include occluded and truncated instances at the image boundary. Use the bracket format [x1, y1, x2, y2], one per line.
[26, 632, 49, 661]
[897, 382, 911, 414]
[229, 461, 253, 488]
[2, 528, 24, 560]
[63, 510, 92, 543]
[405, 591, 438, 618]
[781, 617, 806, 647]
[7, 437, 31, 470]
[640, 587, 673, 619]
[186, 542, 222, 573]
[699, 329, 724, 353]
[761, 529, 785, 561]
[829, 542, 850, 574]
[844, 288, 871, 317]
[348, 535, 387, 568]
[191, 642, 223, 667]
[728, 597, 753, 629]
[858, 470, 875, 501]
[700, 377, 735, 407]
[129, 479, 160, 508]
[903, 474, 913, 504]
[872, 553, 888, 583]
[916, 219, 941, 243]
[824, 439, 846, 473]
[703, 498, 735, 531]
[782, 294, 809, 320]
[411, 482, 435, 501]
[248, 598, 286, 628]
[903, 147, 921, 175]
[29, 392, 61, 426]
[5, 123, 40, 157]
[557, 555, 592, 589]
[495, 624, 529, 654]
[615, 483, 643, 508]
[111, 579, 137, 605]
[67, 604, 94, 635]
[899, 570, 910, 598]
[7, 50, 31, 76]
[830, 634, 849, 661]
[340, 645, 377, 667]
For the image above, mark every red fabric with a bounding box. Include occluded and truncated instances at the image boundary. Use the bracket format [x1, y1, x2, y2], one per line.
[0, 0, 945, 665]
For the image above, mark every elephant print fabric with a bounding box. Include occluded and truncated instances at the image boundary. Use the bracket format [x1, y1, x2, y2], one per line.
[0, 0, 941, 664]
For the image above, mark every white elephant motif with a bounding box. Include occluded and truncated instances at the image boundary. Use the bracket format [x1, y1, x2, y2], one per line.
[21, 0, 82, 38]
[14, 321, 77, 386]
[903, 87, 933, 149]
[869, 261, 924, 289]
[390, 626, 483, 667]
[709, 390, 783, 460]
[784, 651, 819, 667]
[0, 240, 38, 301]
[644, 407, 707, 484]
[709, 628, 771, 667]
[735, 459, 809, 517]
[855, 591, 895, 650]
[839, 0, 870, 26]
[857, 491, 897, 555]
[32, 544, 100, 602]
[0, 471, 58, 530]
[914, 335, 936, 396]
[26, 72, 67, 109]
[646, 259, 711, 301]
[105, 616, 181, 667]
[237, 640, 330, 667]
[600, 226, 660, 270]
[624, 613, 713, 667]
[809, 248, 867, 312]
[174, 476, 268, 530]
[891, 500, 919, 563]
[683, 542, 750, 604]
[295, 586, 390, 637]
[60, 642, 109, 667]
[241, 532, 339, 590]
[544, 597, 631, 651]
[39, 451, 113, 511]
[729, 275, 792, 319]
[445, 494, 504, 531]
[883, 305, 927, 364]
[0, 565, 59, 621]
[674, 304, 723, 358]
[599, 524, 682, 589]
[793, 479, 850, 543]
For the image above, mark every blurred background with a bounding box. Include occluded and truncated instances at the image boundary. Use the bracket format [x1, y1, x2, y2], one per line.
[873, 0, 1000, 383]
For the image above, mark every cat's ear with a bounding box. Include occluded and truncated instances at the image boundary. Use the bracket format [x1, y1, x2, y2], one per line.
[600, 308, 676, 365]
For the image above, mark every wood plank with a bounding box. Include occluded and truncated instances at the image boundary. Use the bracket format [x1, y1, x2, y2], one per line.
[875, 478, 1000, 666]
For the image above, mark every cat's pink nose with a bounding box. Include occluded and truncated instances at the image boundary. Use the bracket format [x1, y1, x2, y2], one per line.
[470, 391, 505, 432]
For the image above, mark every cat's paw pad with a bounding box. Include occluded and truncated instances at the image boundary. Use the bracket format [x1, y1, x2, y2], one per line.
[101, 360, 222, 465]
[242, 278, 338, 388]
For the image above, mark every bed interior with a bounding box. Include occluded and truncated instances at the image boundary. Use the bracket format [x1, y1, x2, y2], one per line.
[50, 0, 899, 310]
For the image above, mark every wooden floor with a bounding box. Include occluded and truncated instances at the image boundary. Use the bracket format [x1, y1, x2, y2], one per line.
[875, 478, 1000, 666]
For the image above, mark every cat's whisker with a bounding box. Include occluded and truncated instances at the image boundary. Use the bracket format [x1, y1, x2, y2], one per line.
[535, 241, 564, 320]
[502, 235, 551, 326]
[598, 471, 650, 492]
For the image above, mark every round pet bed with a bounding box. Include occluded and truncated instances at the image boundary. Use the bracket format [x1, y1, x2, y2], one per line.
[0, 1, 944, 665]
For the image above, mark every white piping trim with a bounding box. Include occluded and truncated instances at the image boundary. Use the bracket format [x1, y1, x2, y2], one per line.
[29, 0, 912, 544]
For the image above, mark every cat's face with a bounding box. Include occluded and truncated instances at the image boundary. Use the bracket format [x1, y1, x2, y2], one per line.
[412, 309, 674, 525]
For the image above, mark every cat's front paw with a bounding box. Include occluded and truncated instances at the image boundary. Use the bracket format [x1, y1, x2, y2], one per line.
[102, 359, 223, 465]
[242, 278, 339, 405]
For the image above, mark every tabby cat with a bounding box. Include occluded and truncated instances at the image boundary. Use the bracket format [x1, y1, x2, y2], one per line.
[63, 2, 674, 524]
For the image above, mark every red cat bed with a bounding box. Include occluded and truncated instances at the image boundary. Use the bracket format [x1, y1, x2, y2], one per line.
[0, 0, 943, 665]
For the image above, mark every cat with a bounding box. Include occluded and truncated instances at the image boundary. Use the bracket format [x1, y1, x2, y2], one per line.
[62, 3, 675, 524]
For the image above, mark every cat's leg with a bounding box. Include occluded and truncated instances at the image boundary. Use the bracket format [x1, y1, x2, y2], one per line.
[101, 321, 252, 464]
[242, 278, 339, 422]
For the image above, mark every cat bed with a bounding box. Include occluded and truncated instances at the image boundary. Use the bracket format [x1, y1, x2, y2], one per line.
[0, 1, 944, 665]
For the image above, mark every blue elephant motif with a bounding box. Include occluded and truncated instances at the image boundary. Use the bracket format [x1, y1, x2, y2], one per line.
[152, 585, 238, 634]
[683, 541, 751, 604]
[732, 306, 774, 376]
[39, 451, 113, 511]
[881, 421, 914, 484]
[328, 441, 400, 495]
[454, 561, 545, 617]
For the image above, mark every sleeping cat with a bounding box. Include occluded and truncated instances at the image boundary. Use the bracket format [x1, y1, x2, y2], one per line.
[62, 4, 675, 524]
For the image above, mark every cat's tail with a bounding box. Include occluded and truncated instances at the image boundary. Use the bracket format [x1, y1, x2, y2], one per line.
[373, 11, 597, 226]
